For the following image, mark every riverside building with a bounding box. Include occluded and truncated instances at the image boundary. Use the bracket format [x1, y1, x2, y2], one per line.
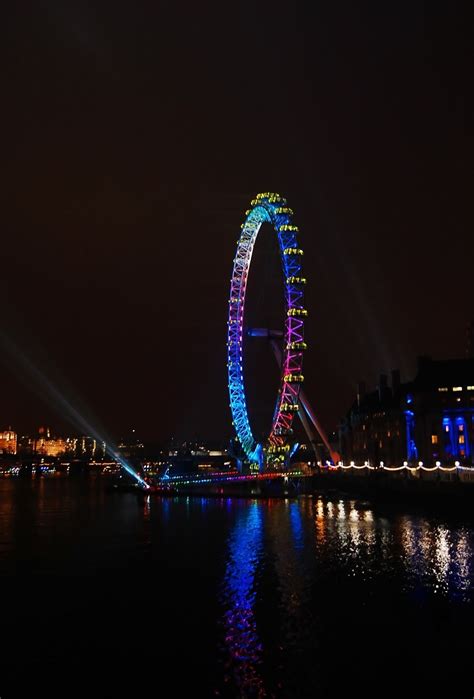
[339, 357, 474, 465]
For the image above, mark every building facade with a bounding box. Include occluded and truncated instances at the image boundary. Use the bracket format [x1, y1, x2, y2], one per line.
[0, 429, 17, 455]
[31, 428, 106, 458]
[339, 357, 474, 465]
[34, 427, 68, 457]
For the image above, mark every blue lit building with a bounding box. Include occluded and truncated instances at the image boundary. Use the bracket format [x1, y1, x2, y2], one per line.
[339, 356, 474, 465]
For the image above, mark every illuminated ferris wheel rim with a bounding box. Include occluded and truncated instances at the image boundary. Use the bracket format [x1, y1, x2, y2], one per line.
[227, 192, 307, 465]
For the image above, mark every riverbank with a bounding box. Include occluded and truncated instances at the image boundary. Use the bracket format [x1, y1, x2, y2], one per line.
[311, 470, 474, 517]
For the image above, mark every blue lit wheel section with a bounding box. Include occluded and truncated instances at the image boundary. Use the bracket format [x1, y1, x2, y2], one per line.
[227, 192, 306, 469]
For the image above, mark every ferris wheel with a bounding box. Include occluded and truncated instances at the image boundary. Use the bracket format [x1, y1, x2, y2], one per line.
[227, 193, 307, 468]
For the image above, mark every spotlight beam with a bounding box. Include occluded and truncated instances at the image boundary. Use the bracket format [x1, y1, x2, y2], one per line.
[0, 332, 149, 489]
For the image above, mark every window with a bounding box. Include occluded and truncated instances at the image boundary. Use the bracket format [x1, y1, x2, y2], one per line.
[453, 387, 463, 392]
[438, 387, 448, 392]
[459, 424, 464, 432]
[431, 435, 438, 444]
[445, 425, 450, 432]
[459, 435, 465, 444]
[467, 386, 474, 391]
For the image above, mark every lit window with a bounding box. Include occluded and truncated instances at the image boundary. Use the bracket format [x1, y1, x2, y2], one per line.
[431, 435, 438, 444]
[445, 425, 450, 432]
[453, 387, 463, 392]
[438, 387, 448, 392]
[459, 435, 465, 444]
[467, 386, 474, 390]
[387, 431, 391, 437]
[459, 424, 464, 432]
[379, 440, 383, 448]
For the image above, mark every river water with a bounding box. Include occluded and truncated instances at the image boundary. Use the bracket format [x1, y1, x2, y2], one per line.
[0, 478, 472, 697]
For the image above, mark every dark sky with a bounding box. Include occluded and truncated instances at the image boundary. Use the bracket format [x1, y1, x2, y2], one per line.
[1, 1, 471, 441]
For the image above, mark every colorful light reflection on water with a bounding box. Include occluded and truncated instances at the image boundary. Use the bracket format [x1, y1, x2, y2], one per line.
[221, 502, 265, 696]
[217, 495, 474, 696]
[0, 481, 473, 697]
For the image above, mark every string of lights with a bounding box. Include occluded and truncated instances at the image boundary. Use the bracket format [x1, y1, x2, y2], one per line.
[326, 461, 473, 472]
[163, 471, 304, 487]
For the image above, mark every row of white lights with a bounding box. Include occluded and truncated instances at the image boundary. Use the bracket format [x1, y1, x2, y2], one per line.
[322, 460, 473, 472]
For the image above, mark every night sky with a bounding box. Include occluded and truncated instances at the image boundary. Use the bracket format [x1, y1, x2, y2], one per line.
[2, 2, 471, 442]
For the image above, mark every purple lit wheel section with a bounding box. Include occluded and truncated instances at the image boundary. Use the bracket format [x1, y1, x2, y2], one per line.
[227, 193, 306, 468]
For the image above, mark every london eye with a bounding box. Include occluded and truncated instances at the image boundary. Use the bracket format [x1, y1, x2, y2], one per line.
[227, 193, 307, 469]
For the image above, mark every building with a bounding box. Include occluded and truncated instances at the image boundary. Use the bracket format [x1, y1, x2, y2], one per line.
[76, 436, 106, 459]
[27, 428, 106, 458]
[17, 435, 35, 455]
[339, 356, 474, 465]
[34, 427, 68, 457]
[0, 428, 17, 455]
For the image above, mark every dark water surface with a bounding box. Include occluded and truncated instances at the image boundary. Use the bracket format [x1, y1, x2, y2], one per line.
[0, 478, 472, 698]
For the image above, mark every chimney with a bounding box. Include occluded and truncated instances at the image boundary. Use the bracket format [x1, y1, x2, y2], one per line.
[356, 381, 366, 407]
[391, 369, 400, 393]
[378, 374, 388, 402]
